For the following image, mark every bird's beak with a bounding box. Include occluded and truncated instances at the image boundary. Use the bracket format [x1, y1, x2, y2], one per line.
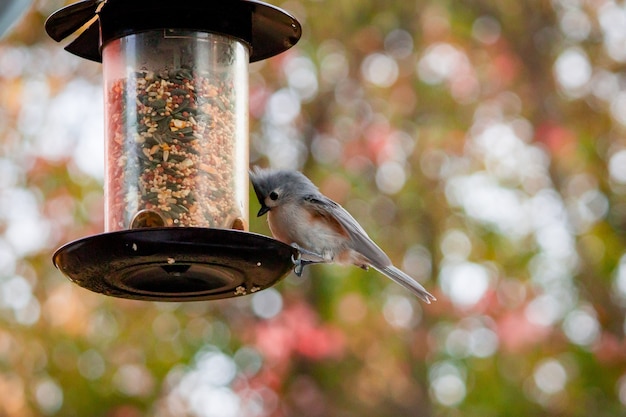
[249, 172, 269, 217]
[257, 205, 270, 217]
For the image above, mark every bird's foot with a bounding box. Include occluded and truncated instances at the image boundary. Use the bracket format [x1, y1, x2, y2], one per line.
[290, 243, 325, 260]
[290, 243, 325, 276]
[291, 255, 321, 276]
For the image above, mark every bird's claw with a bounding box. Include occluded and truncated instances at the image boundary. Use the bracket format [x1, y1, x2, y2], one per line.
[291, 252, 305, 276]
[290, 243, 325, 276]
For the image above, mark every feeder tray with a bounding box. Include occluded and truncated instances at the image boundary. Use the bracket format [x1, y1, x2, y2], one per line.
[53, 228, 298, 301]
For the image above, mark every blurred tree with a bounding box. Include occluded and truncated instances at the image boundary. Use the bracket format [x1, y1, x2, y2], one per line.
[0, 0, 625, 416]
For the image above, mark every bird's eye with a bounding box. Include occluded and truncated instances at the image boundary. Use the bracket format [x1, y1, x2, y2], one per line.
[269, 191, 279, 201]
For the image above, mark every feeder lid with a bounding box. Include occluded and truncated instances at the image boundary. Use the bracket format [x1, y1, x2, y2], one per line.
[53, 228, 298, 301]
[45, 0, 302, 62]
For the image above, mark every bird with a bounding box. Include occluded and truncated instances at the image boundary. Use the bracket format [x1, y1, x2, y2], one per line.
[249, 167, 436, 304]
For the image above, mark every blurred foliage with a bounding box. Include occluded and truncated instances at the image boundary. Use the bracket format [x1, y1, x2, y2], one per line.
[0, 0, 625, 416]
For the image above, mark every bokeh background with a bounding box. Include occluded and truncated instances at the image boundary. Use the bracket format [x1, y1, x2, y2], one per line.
[1, 0, 626, 416]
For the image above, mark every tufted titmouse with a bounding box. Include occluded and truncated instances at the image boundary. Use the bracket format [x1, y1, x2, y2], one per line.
[249, 167, 436, 304]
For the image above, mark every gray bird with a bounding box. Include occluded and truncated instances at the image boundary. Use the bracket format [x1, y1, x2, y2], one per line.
[249, 167, 436, 304]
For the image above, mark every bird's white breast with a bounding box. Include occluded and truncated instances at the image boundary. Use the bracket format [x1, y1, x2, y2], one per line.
[267, 202, 347, 257]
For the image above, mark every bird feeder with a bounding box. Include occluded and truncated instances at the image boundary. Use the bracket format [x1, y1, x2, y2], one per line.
[45, 0, 301, 301]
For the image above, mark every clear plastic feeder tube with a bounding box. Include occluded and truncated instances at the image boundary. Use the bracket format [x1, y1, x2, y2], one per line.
[103, 30, 249, 232]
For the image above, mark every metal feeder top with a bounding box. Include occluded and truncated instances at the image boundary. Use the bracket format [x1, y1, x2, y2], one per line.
[45, 0, 302, 62]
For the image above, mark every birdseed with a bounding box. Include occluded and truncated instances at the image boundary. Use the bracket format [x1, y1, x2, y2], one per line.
[106, 67, 246, 231]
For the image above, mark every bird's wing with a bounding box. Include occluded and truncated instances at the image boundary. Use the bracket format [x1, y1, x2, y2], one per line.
[303, 194, 392, 267]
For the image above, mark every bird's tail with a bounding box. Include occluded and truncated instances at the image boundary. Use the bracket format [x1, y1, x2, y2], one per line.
[374, 265, 436, 304]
